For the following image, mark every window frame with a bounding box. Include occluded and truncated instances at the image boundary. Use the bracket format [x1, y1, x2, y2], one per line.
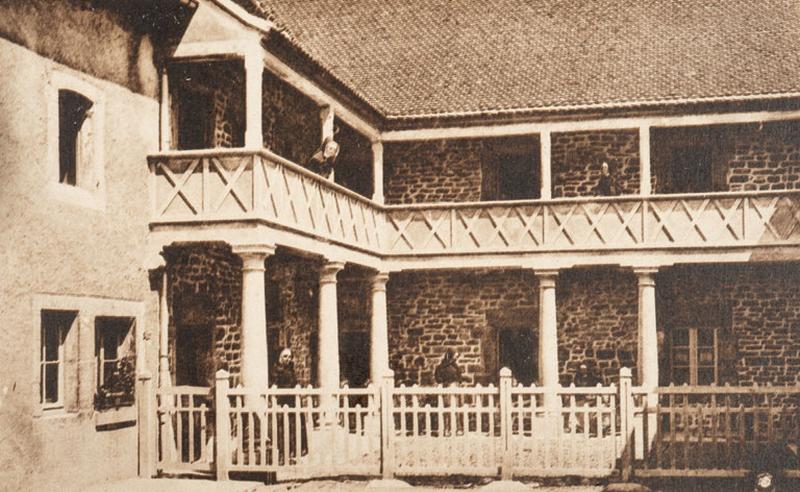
[40, 311, 74, 411]
[46, 68, 106, 210]
[669, 327, 719, 386]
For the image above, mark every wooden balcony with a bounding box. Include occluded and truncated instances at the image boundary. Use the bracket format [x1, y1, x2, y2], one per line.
[149, 149, 800, 263]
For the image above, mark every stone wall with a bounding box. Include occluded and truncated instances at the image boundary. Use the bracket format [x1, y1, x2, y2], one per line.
[725, 122, 800, 192]
[165, 242, 243, 384]
[551, 130, 641, 197]
[263, 70, 320, 167]
[557, 269, 638, 385]
[658, 263, 800, 386]
[384, 139, 485, 204]
[387, 269, 540, 385]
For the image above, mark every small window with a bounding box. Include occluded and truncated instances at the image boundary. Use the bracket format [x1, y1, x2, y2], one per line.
[670, 327, 718, 385]
[40, 310, 76, 409]
[58, 90, 94, 187]
[94, 317, 136, 410]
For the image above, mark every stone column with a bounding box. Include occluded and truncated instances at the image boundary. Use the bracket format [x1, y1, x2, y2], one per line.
[540, 131, 552, 199]
[371, 141, 384, 204]
[635, 268, 659, 391]
[232, 244, 275, 389]
[639, 126, 651, 196]
[318, 261, 345, 392]
[370, 272, 390, 382]
[535, 270, 559, 388]
[244, 51, 263, 149]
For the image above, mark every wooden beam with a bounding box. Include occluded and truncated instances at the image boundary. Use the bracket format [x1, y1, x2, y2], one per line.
[380, 109, 800, 142]
[540, 131, 551, 200]
[639, 126, 651, 196]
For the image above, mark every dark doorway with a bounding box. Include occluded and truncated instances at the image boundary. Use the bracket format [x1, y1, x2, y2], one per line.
[498, 328, 536, 385]
[671, 145, 712, 193]
[481, 136, 540, 201]
[175, 324, 214, 386]
[340, 331, 370, 387]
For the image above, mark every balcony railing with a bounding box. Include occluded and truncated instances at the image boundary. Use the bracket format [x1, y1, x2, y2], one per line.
[149, 149, 800, 257]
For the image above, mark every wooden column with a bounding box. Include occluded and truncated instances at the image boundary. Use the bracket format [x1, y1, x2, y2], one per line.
[370, 272, 390, 382]
[372, 141, 385, 204]
[535, 270, 559, 389]
[160, 68, 171, 151]
[635, 267, 659, 391]
[639, 126, 652, 196]
[540, 131, 552, 199]
[232, 244, 275, 389]
[321, 105, 335, 181]
[157, 267, 170, 387]
[244, 51, 263, 149]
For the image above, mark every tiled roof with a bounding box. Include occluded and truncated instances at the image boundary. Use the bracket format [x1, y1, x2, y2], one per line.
[238, 0, 800, 119]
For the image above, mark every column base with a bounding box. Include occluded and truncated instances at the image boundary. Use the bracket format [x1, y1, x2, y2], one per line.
[480, 480, 533, 491]
[365, 479, 412, 489]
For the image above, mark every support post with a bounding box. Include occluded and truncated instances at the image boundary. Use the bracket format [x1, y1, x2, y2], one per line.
[370, 272, 390, 383]
[137, 371, 156, 478]
[157, 267, 170, 388]
[540, 131, 552, 199]
[535, 270, 559, 389]
[321, 105, 335, 182]
[215, 369, 231, 481]
[233, 244, 275, 391]
[244, 51, 263, 149]
[160, 68, 171, 151]
[499, 367, 514, 480]
[619, 367, 634, 481]
[639, 126, 651, 196]
[635, 267, 659, 452]
[372, 141, 385, 204]
[380, 370, 395, 479]
[318, 261, 345, 420]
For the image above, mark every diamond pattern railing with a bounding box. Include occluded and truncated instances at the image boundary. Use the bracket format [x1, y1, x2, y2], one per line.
[149, 149, 800, 258]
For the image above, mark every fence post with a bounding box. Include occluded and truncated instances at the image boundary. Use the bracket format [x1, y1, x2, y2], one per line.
[137, 370, 156, 478]
[380, 370, 395, 479]
[619, 367, 633, 481]
[215, 369, 231, 481]
[499, 367, 514, 480]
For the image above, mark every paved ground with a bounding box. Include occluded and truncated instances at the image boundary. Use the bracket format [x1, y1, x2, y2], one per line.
[84, 478, 605, 492]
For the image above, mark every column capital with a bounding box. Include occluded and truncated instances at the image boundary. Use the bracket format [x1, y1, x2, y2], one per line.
[371, 272, 390, 292]
[633, 267, 658, 286]
[320, 261, 345, 284]
[232, 243, 276, 271]
[533, 269, 559, 288]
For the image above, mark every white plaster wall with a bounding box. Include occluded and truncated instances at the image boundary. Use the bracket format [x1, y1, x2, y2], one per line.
[0, 38, 160, 491]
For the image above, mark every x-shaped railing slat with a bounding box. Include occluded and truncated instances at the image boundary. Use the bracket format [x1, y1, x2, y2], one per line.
[710, 197, 743, 242]
[485, 208, 513, 247]
[159, 158, 200, 216]
[578, 202, 610, 245]
[678, 198, 711, 243]
[607, 201, 641, 245]
[751, 196, 783, 241]
[419, 210, 449, 249]
[549, 203, 579, 245]
[648, 200, 679, 243]
[456, 209, 485, 248]
[209, 156, 249, 213]
[512, 206, 542, 246]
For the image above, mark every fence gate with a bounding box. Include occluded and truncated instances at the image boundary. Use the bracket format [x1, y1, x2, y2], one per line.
[156, 385, 215, 476]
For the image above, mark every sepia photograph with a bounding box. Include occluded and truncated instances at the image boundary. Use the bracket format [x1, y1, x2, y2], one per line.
[1, 1, 800, 491]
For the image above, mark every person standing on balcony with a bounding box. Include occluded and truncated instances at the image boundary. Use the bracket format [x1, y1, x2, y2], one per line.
[434, 349, 463, 387]
[594, 161, 621, 196]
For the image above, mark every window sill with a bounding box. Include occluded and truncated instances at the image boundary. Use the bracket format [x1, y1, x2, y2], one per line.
[94, 405, 136, 428]
[47, 182, 106, 211]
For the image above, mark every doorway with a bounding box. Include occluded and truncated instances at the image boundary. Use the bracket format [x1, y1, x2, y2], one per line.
[175, 323, 215, 387]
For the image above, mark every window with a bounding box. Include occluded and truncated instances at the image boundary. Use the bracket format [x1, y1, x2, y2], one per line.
[48, 70, 105, 209]
[40, 310, 76, 409]
[670, 328, 718, 385]
[58, 90, 94, 186]
[95, 317, 136, 410]
[481, 137, 540, 201]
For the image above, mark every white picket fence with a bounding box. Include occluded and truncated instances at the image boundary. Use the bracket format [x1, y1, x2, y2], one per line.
[141, 368, 800, 481]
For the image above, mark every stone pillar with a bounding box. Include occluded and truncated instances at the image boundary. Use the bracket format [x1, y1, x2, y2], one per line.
[635, 268, 659, 391]
[535, 270, 559, 388]
[639, 126, 651, 196]
[244, 51, 263, 149]
[372, 141, 385, 204]
[318, 261, 345, 392]
[370, 272, 390, 382]
[540, 131, 552, 200]
[232, 244, 275, 389]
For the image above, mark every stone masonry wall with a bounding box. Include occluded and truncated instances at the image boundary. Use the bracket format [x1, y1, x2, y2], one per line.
[263, 70, 320, 167]
[725, 122, 800, 192]
[557, 269, 639, 385]
[384, 139, 485, 204]
[658, 263, 800, 386]
[388, 269, 540, 385]
[552, 130, 641, 197]
[165, 243, 243, 384]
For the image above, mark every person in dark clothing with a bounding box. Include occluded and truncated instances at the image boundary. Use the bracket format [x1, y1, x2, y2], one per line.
[434, 349, 463, 387]
[573, 363, 599, 387]
[272, 348, 297, 390]
[270, 348, 306, 462]
[594, 161, 620, 196]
